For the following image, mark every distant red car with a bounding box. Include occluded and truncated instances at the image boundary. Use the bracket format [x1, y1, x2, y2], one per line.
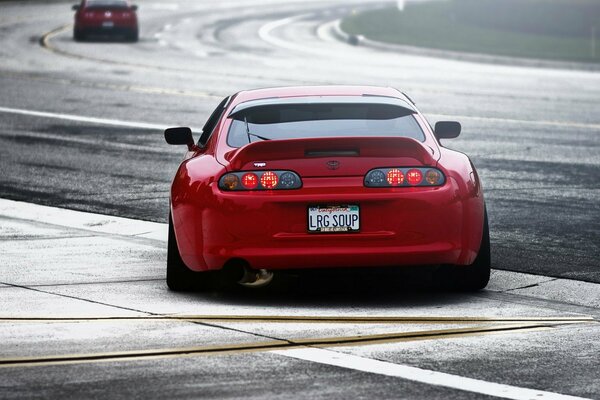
[165, 86, 490, 291]
[72, 0, 138, 42]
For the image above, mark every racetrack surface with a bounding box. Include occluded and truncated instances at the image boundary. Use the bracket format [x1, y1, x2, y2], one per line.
[0, 1, 599, 398]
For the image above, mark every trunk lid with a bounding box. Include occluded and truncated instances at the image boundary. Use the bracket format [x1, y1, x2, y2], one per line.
[224, 137, 436, 177]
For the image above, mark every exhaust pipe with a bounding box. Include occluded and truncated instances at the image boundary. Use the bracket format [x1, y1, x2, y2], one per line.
[222, 259, 274, 288]
[238, 268, 274, 288]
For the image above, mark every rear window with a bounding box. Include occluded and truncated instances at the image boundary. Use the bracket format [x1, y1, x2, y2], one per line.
[227, 103, 425, 148]
[86, 0, 129, 9]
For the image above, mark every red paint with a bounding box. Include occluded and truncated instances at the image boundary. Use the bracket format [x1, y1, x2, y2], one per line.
[73, 0, 138, 39]
[169, 86, 485, 272]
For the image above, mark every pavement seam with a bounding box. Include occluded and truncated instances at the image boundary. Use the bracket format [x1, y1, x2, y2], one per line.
[0, 323, 564, 368]
[0, 282, 154, 315]
[504, 278, 560, 292]
[0, 278, 163, 289]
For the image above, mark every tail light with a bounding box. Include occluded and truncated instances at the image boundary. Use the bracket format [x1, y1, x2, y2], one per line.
[241, 173, 258, 189]
[386, 169, 404, 186]
[406, 169, 423, 185]
[219, 170, 302, 191]
[365, 167, 445, 187]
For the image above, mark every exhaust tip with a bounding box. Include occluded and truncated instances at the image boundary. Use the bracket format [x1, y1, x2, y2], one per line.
[238, 268, 274, 288]
[222, 259, 274, 288]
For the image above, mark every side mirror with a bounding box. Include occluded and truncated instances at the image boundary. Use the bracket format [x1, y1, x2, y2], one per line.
[72, 4, 80, 10]
[131, 4, 138, 11]
[434, 121, 461, 139]
[165, 127, 194, 146]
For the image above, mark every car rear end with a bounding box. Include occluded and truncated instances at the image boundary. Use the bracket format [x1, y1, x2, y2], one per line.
[209, 145, 462, 269]
[173, 96, 480, 272]
[75, 0, 138, 40]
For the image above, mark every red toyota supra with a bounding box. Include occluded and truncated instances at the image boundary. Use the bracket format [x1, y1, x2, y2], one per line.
[165, 86, 490, 291]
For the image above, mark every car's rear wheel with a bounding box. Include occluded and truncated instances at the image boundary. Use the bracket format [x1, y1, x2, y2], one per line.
[73, 28, 86, 41]
[167, 213, 217, 291]
[126, 29, 139, 42]
[438, 207, 491, 291]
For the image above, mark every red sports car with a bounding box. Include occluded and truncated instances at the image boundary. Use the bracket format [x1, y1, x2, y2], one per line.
[72, 0, 138, 42]
[165, 86, 490, 291]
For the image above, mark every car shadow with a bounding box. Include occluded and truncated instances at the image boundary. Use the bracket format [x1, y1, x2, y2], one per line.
[187, 268, 482, 309]
[74, 35, 136, 43]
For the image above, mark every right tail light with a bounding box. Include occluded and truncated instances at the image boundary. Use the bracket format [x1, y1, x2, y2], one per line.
[364, 167, 445, 187]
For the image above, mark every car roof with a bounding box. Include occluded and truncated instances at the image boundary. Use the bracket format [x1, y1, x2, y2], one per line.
[230, 86, 408, 106]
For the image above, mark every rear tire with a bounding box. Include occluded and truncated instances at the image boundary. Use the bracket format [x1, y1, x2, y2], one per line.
[127, 29, 139, 42]
[73, 29, 86, 41]
[167, 213, 217, 291]
[438, 207, 491, 291]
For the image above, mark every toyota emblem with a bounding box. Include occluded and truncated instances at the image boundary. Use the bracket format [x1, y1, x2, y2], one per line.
[326, 160, 340, 170]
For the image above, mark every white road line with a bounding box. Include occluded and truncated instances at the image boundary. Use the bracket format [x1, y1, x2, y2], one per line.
[428, 113, 600, 130]
[0, 106, 168, 130]
[274, 348, 590, 400]
[258, 14, 320, 54]
[1, 104, 597, 134]
[260, 17, 599, 131]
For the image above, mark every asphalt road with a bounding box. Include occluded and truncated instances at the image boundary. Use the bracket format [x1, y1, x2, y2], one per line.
[1, 0, 598, 283]
[0, 1, 599, 398]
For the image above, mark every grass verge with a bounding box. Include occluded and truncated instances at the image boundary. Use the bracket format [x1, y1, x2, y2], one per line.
[341, 0, 600, 64]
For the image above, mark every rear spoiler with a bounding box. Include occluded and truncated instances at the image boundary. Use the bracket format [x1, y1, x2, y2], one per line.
[225, 137, 436, 170]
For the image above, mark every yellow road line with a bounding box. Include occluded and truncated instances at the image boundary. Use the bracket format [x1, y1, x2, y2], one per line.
[0, 315, 594, 324]
[0, 323, 556, 368]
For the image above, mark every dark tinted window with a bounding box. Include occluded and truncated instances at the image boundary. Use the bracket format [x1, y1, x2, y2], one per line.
[86, 0, 129, 9]
[198, 97, 230, 146]
[227, 103, 424, 147]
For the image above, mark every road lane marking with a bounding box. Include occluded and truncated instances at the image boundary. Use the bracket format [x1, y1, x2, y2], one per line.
[38, 24, 308, 85]
[1, 102, 597, 157]
[0, 315, 594, 324]
[258, 14, 319, 54]
[0, 323, 559, 369]
[275, 347, 590, 400]
[34, 26, 600, 131]
[0, 129, 170, 154]
[428, 113, 600, 131]
[0, 105, 168, 130]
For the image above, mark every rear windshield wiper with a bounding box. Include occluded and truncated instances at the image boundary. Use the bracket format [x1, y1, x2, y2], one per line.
[249, 133, 272, 141]
[244, 116, 271, 142]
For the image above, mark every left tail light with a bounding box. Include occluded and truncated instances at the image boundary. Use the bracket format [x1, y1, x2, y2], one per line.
[219, 170, 302, 191]
[364, 167, 445, 187]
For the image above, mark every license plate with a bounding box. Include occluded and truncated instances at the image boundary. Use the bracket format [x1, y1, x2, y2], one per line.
[308, 205, 359, 233]
[102, 21, 114, 28]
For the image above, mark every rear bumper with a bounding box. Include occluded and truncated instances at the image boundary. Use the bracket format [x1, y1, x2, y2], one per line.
[172, 176, 484, 272]
[76, 26, 137, 35]
[75, 19, 137, 32]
